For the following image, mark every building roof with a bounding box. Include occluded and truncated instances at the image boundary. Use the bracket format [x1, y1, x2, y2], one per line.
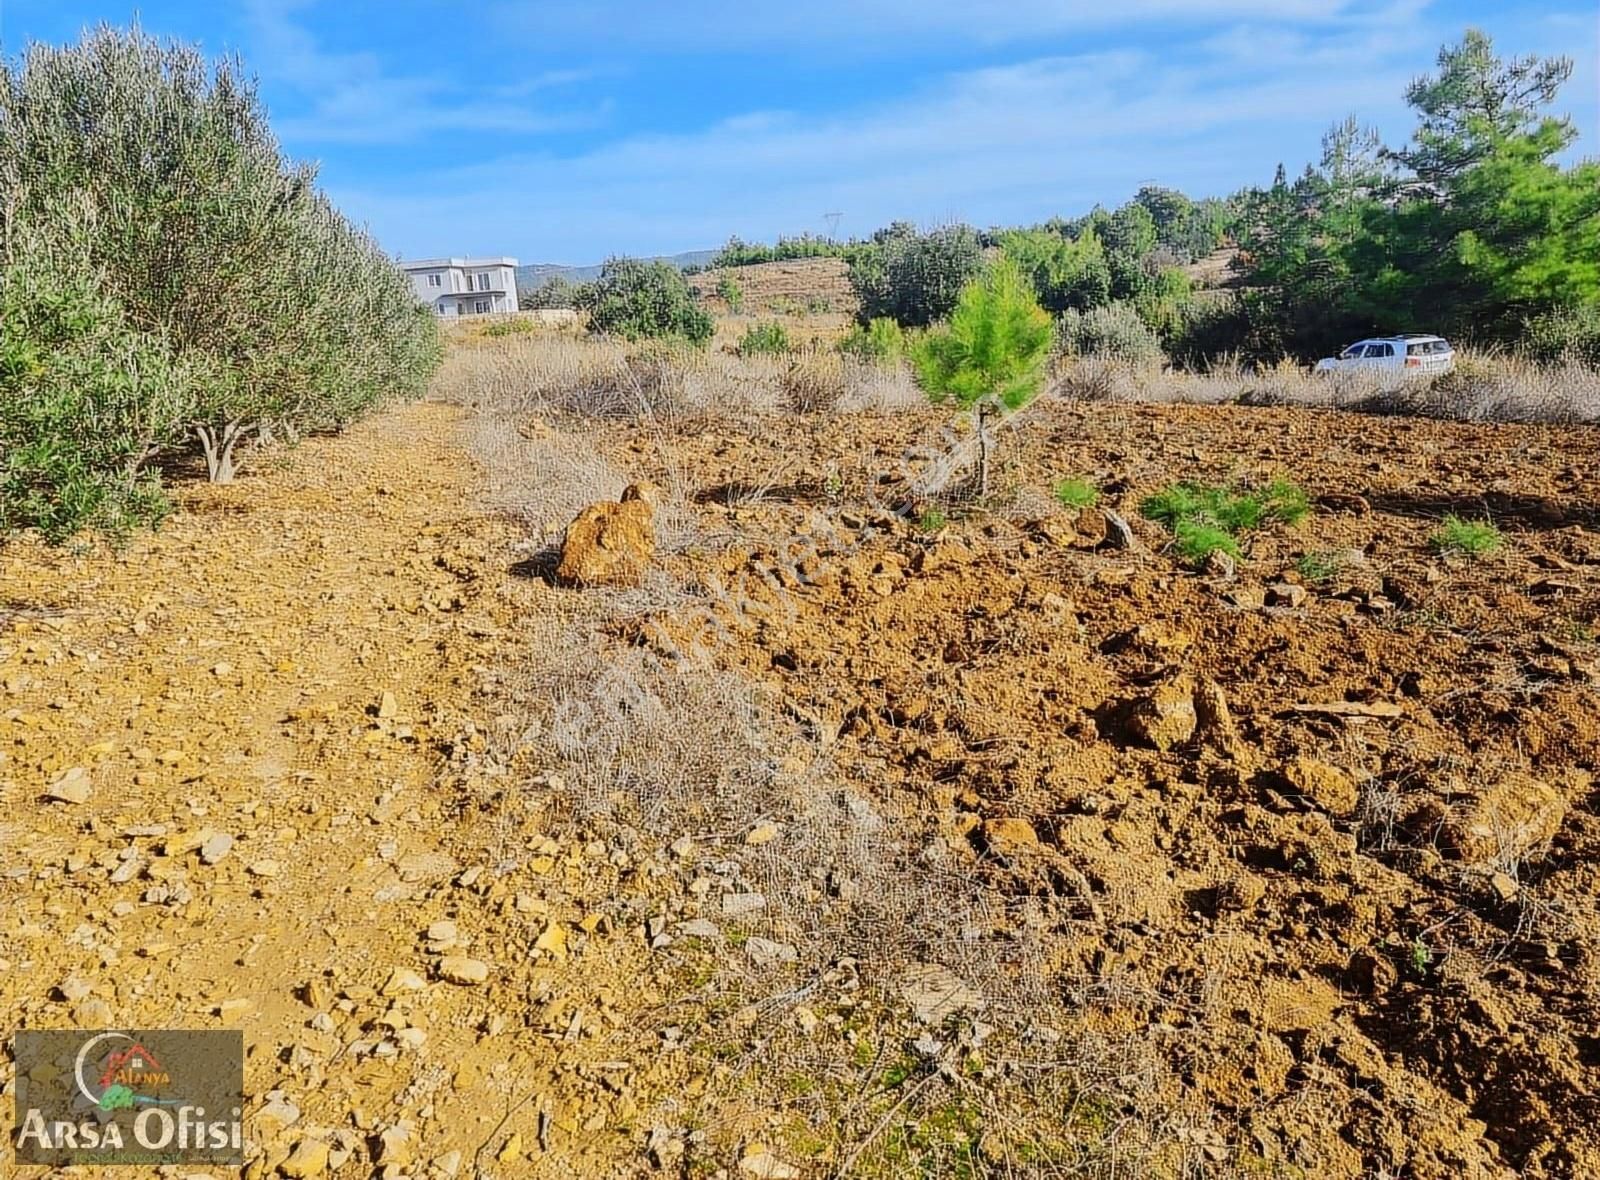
[401, 257, 518, 271]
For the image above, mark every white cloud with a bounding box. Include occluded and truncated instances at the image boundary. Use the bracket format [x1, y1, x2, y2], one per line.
[244, 0, 607, 144]
[490, 0, 1361, 53]
[335, 29, 1420, 259]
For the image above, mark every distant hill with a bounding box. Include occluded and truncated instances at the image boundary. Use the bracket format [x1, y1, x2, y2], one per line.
[516, 249, 717, 295]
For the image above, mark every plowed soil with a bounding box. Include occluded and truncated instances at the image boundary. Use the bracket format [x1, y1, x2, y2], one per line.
[590, 397, 1600, 1178]
[5, 390, 1600, 1179]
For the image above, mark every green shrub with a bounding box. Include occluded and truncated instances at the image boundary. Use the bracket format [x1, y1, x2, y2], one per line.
[1052, 478, 1099, 509]
[850, 224, 984, 328]
[1524, 304, 1600, 365]
[737, 321, 791, 356]
[0, 226, 188, 540]
[917, 508, 948, 533]
[912, 258, 1053, 497]
[1296, 550, 1344, 582]
[1058, 302, 1167, 369]
[1173, 521, 1241, 565]
[838, 317, 907, 363]
[712, 233, 847, 268]
[0, 26, 441, 509]
[481, 317, 535, 338]
[578, 257, 714, 345]
[521, 276, 585, 310]
[1431, 514, 1503, 557]
[1141, 477, 1309, 566]
[716, 274, 745, 312]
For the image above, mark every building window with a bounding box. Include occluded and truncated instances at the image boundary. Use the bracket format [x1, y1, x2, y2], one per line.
[475, 299, 493, 315]
[477, 272, 492, 290]
[427, 273, 442, 287]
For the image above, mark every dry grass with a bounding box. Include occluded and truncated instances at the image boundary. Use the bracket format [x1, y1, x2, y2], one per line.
[1054, 350, 1600, 424]
[430, 329, 1193, 1175]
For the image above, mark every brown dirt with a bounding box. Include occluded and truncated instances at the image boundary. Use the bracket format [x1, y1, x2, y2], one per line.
[7, 387, 1600, 1178]
[579, 396, 1600, 1178]
[690, 257, 857, 319]
[0, 405, 671, 1177]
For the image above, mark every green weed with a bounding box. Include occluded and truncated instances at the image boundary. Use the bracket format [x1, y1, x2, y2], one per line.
[1431, 514, 1503, 557]
[1052, 477, 1099, 509]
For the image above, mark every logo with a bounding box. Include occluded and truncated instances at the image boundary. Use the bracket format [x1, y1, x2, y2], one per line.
[12, 1030, 243, 1166]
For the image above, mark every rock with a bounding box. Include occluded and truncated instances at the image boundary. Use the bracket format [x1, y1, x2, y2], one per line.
[746, 937, 799, 968]
[1488, 871, 1520, 903]
[1347, 947, 1397, 995]
[378, 691, 399, 720]
[739, 1148, 801, 1179]
[721, 893, 766, 917]
[1100, 508, 1140, 552]
[433, 1149, 463, 1177]
[200, 832, 235, 865]
[258, 1091, 301, 1132]
[280, 1137, 330, 1178]
[744, 822, 780, 846]
[1439, 773, 1568, 864]
[1127, 675, 1197, 751]
[44, 767, 93, 804]
[1280, 757, 1360, 817]
[497, 1132, 522, 1163]
[1073, 506, 1109, 549]
[555, 490, 656, 588]
[438, 956, 490, 986]
[382, 967, 427, 996]
[426, 919, 458, 944]
[1203, 548, 1238, 579]
[1268, 581, 1308, 608]
[534, 923, 568, 961]
[247, 859, 282, 879]
[1028, 515, 1077, 546]
[1193, 678, 1245, 758]
[377, 1123, 416, 1168]
[976, 817, 1039, 860]
[1223, 585, 1266, 610]
[217, 998, 253, 1021]
[677, 919, 720, 939]
[899, 962, 985, 1024]
[58, 974, 95, 1002]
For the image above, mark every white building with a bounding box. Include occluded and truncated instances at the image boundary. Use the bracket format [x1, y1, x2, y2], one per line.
[401, 256, 519, 316]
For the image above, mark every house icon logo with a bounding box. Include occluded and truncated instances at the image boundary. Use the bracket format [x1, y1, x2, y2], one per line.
[73, 1034, 178, 1111]
[98, 1042, 171, 1093]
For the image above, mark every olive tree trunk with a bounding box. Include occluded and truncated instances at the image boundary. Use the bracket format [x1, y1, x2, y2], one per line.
[195, 419, 254, 484]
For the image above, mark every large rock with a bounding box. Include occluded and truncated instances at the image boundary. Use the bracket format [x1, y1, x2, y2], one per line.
[1280, 756, 1360, 817]
[1438, 773, 1567, 864]
[1127, 674, 1198, 751]
[555, 484, 656, 587]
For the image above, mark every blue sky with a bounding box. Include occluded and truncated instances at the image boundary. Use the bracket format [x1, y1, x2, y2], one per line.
[1, 1, 1594, 263]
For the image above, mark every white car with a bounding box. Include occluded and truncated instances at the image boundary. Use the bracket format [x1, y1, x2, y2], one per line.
[1315, 334, 1455, 376]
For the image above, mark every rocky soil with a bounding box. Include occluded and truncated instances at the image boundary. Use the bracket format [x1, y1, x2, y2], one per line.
[4, 388, 1599, 1179]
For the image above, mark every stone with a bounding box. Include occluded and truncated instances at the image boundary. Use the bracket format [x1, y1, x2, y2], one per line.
[426, 920, 458, 944]
[1073, 506, 1110, 549]
[746, 937, 798, 968]
[676, 919, 720, 939]
[280, 1137, 330, 1178]
[378, 690, 399, 719]
[555, 489, 656, 588]
[58, 974, 95, 1002]
[1281, 757, 1360, 817]
[1268, 582, 1308, 608]
[377, 1123, 416, 1168]
[247, 859, 282, 879]
[433, 1150, 463, 1178]
[721, 893, 766, 917]
[1203, 548, 1238, 579]
[438, 956, 489, 986]
[1439, 773, 1568, 864]
[1488, 871, 1520, 903]
[200, 832, 235, 865]
[217, 998, 253, 1021]
[1127, 675, 1198, 751]
[1100, 508, 1140, 552]
[899, 962, 985, 1024]
[739, 1148, 801, 1179]
[744, 822, 780, 846]
[976, 817, 1039, 859]
[382, 968, 427, 996]
[1223, 585, 1266, 610]
[44, 767, 93, 804]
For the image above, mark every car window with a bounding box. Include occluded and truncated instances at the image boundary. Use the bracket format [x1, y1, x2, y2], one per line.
[1374, 343, 1395, 357]
[1342, 345, 1365, 359]
[1407, 343, 1426, 356]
